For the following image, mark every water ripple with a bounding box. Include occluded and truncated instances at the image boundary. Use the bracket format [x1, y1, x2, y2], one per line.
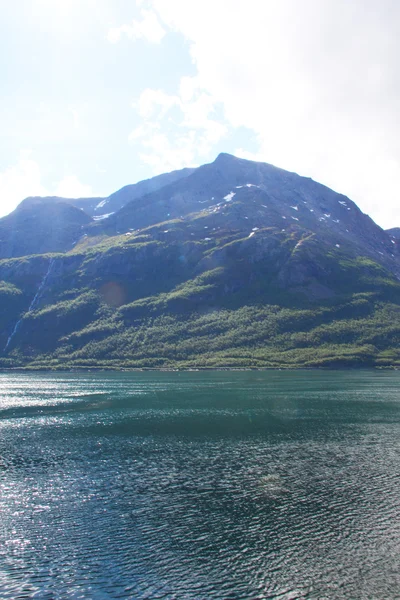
[0, 371, 400, 598]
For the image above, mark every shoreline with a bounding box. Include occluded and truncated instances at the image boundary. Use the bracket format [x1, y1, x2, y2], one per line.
[1, 365, 399, 373]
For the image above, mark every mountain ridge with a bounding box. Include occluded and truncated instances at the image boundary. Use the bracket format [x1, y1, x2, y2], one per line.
[0, 153, 399, 370]
[89, 153, 399, 279]
[16, 165, 196, 220]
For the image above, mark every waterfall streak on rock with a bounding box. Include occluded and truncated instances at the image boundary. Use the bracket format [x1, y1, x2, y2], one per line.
[4, 258, 55, 352]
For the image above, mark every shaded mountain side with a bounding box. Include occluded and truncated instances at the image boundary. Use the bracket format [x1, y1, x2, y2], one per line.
[0, 166, 196, 258]
[92, 154, 400, 279]
[20, 194, 103, 217]
[86, 166, 196, 218]
[0, 198, 92, 258]
[387, 228, 400, 240]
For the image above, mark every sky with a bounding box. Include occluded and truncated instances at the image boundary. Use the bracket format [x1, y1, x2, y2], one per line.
[1, 0, 399, 229]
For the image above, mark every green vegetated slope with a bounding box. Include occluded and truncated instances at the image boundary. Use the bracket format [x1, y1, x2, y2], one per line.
[1, 211, 400, 370]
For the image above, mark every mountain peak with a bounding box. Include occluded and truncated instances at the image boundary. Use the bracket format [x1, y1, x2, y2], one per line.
[213, 152, 253, 167]
[214, 152, 238, 162]
[213, 152, 291, 176]
[17, 196, 64, 210]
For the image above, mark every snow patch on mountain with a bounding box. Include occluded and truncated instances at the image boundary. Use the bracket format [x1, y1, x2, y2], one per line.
[93, 212, 114, 221]
[224, 192, 236, 202]
[95, 199, 108, 210]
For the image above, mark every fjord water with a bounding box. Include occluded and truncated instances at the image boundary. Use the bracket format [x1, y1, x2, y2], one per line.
[1, 371, 399, 599]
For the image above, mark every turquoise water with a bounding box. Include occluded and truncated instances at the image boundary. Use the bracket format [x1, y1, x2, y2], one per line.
[0, 370, 399, 599]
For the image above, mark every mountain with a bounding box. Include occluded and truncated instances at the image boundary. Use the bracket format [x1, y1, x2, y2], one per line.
[387, 228, 400, 241]
[0, 197, 92, 258]
[63, 166, 195, 218]
[0, 153, 399, 370]
[0, 166, 196, 259]
[92, 153, 400, 279]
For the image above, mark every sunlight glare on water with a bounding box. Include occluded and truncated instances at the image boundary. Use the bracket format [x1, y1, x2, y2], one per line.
[0, 370, 400, 599]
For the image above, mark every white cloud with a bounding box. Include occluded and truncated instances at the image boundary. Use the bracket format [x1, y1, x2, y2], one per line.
[55, 175, 93, 198]
[234, 148, 269, 164]
[129, 121, 160, 142]
[0, 154, 94, 218]
[130, 78, 228, 173]
[68, 106, 80, 131]
[141, 0, 400, 229]
[107, 9, 166, 44]
[136, 131, 199, 173]
[135, 89, 179, 119]
[0, 152, 48, 218]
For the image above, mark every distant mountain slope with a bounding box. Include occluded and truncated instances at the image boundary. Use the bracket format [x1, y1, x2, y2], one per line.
[0, 166, 196, 258]
[0, 198, 92, 258]
[66, 166, 195, 218]
[21, 194, 104, 216]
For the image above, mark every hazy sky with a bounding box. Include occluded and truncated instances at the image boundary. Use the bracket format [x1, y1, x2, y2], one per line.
[1, 0, 399, 228]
